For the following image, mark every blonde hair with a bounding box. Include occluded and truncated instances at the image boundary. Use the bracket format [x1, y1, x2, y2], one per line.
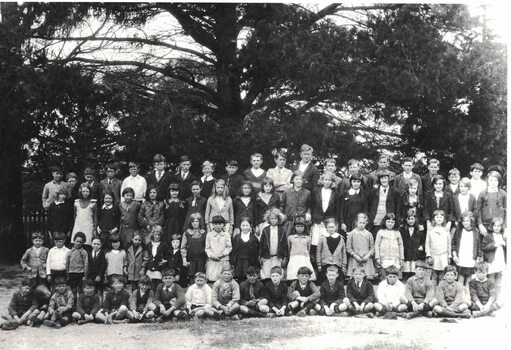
[264, 208, 287, 224]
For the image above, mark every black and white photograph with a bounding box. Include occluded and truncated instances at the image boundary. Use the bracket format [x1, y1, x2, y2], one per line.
[0, 2, 508, 349]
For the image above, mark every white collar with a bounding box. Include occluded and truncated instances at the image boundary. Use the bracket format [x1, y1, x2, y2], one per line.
[324, 232, 340, 238]
[102, 204, 113, 210]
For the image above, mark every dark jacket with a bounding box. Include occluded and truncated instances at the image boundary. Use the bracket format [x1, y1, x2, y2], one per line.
[230, 234, 260, 268]
[232, 196, 257, 228]
[453, 193, 477, 223]
[99, 177, 122, 204]
[146, 242, 170, 271]
[481, 232, 507, 264]
[103, 289, 130, 313]
[239, 280, 269, 304]
[367, 186, 399, 226]
[87, 249, 106, 279]
[172, 172, 199, 199]
[255, 193, 280, 225]
[154, 283, 186, 309]
[291, 162, 320, 193]
[400, 226, 426, 261]
[451, 226, 482, 261]
[47, 201, 73, 233]
[184, 195, 207, 228]
[264, 280, 288, 308]
[346, 278, 375, 304]
[221, 173, 245, 199]
[424, 190, 454, 223]
[319, 279, 345, 305]
[397, 192, 425, 225]
[311, 187, 338, 224]
[259, 225, 288, 260]
[146, 170, 174, 201]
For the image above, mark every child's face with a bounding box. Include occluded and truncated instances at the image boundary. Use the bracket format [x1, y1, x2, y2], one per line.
[251, 156, 262, 168]
[351, 179, 361, 190]
[240, 221, 252, 234]
[293, 176, 303, 188]
[415, 266, 426, 279]
[171, 239, 180, 250]
[83, 285, 95, 296]
[459, 183, 469, 195]
[488, 176, 499, 189]
[55, 239, 65, 249]
[169, 189, 179, 198]
[32, 237, 43, 248]
[67, 177, 77, 188]
[294, 224, 305, 234]
[139, 283, 150, 293]
[149, 189, 158, 200]
[348, 163, 360, 174]
[20, 285, 31, 295]
[471, 169, 483, 180]
[378, 158, 389, 169]
[215, 184, 225, 195]
[297, 273, 310, 284]
[275, 155, 286, 168]
[428, 163, 439, 174]
[301, 150, 313, 163]
[180, 161, 191, 172]
[461, 217, 472, 230]
[406, 216, 416, 226]
[191, 185, 201, 196]
[132, 235, 142, 246]
[106, 168, 115, 179]
[152, 230, 162, 242]
[448, 173, 460, 184]
[263, 183, 273, 193]
[85, 174, 94, 183]
[402, 161, 413, 173]
[270, 272, 282, 284]
[323, 177, 333, 189]
[385, 218, 395, 230]
[52, 171, 63, 181]
[475, 270, 487, 281]
[325, 162, 336, 173]
[111, 241, 121, 250]
[104, 194, 113, 206]
[408, 184, 418, 195]
[326, 223, 336, 235]
[386, 274, 398, 285]
[129, 166, 139, 176]
[195, 277, 206, 287]
[433, 214, 445, 226]
[326, 270, 338, 283]
[123, 192, 134, 202]
[433, 180, 444, 192]
[356, 218, 367, 230]
[81, 187, 91, 199]
[112, 281, 124, 291]
[241, 184, 252, 196]
[74, 237, 84, 249]
[493, 222, 503, 233]
[154, 161, 165, 171]
[269, 215, 279, 226]
[379, 176, 389, 187]
[56, 284, 67, 294]
[202, 165, 213, 176]
[353, 270, 365, 282]
[191, 219, 200, 229]
[226, 165, 238, 175]
[57, 193, 66, 202]
[444, 271, 456, 283]
[92, 239, 101, 251]
[162, 275, 174, 286]
[221, 270, 233, 282]
[246, 273, 258, 285]
[213, 223, 225, 232]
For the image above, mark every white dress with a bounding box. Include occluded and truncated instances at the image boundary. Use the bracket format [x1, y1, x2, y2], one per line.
[71, 199, 97, 245]
[286, 235, 316, 281]
[457, 229, 475, 268]
[488, 234, 506, 274]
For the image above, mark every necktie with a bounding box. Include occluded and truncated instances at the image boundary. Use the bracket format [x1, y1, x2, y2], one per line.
[249, 285, 255, 299]
[93, 251, 97, 259]
[192, 197, 197, 207]
[108, 179, 112, 185]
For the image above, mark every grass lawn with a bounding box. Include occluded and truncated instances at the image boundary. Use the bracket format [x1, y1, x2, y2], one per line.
[0, 264, 507, 350]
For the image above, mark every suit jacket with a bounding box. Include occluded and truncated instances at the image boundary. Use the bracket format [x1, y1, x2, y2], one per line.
[146, 170, 174, 201]
[311, 187, 338, 224]
[220, 173, 245, 199]
[453, 193, 477, 222]
[346, 278, 375, 304]
[451, 226, 482, 261]
[184, 195, 207, 227]
[146, 242, 170, 271]
[400, 226, 426, 261]
[316, 234, 347, 269]
[367, 186, 399, 226]
[445, 182, 461, 196]
[99, 178, 122, 204]
[20, 246, 49, 278]
[424, 191, 454, 222]
[172, 171, 198, 199]
[292, 162, 320, 193]
[168, 249, 184, 277]
[393, 172, 423, 196]
[319, 279, 346, 305]
[232, 196, 257, 228]
[264, 281, 288, 308]
[205, 196, 234, 225]
[259, 225, 288, 260]
[421, 173, 444, 195]
[239, 280, 269, 304]
[87, 249, 106, 279]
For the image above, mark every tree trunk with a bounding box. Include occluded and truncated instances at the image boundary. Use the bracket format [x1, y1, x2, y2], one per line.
[0, 2, 26, 261]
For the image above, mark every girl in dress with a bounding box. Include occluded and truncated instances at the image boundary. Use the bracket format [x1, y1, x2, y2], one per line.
[104, 234, 127, 286]
[477, 171, 507, 235]
[425, 210, 451, 287]
[400, 210, 425, 280]
[126, 232, 148, 291]
[71, 183, 98, 251]
[452, 178, 477, 228]
[181, 213, 207, 285]
[119, 187, 141, 249]
[281, 172, 312, 236]
[205, 215, 232, 282]
[287, 215, 316, 281]
[200, 160, 216, 199]
[163, 183, 185, 245]
[255, 177, 280, 238]
[230, 217, 260, 281]
[205, 179, 234, 235]
[346, 213, 376, 279]
[266, 149, 293, 201]
[397, 178, 424, 230]
[138, 186, 165, 245]
[339, 174, 368, 237]
[374, 213, 404, 278]
[232, 181, 257, 236]
[145, 225, 169, 290]
[243, 153, 266, 194]
[97, 191, 120, 248]
[481, 217, 506, 292]
[452, 211, 482, 294]
[259, 208, 288, 280]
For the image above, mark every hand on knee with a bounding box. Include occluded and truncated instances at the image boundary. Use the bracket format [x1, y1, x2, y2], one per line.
[72, 312, 81, 320]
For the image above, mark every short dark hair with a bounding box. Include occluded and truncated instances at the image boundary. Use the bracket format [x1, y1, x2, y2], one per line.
[226, 160, 238, 167]
[162, 269, 176, 277]
[246, 266, 259, 276]
[211, 215, 226, 225]
[83, 279, 96, 288]
[121, 187, 135, 197]
[153, 154, 166, 163]
[297, 266, 313, 276]
[270, 266, 283, 275]
[384, 265, 399, 276]
[74, 232, 86, 242]
[444, 265, 457, 275]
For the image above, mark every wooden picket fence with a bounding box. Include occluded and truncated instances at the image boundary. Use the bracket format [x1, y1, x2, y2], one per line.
[22, 207, 47, 243]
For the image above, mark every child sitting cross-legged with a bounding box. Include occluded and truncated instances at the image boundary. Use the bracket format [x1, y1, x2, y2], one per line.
[43, 277, 74, 328]
[185, 272, 216, 320]
[98, 275, 130, 324]
[264, 266, 288, 317]
[468, 261, 503, 318]
[211, 266, 241, 320]
[287, 266, 320, 317]
[239, 266, 271, 318]
[153, 269, 187, 322]
[344, 267, 375, 316]
[128, 275, 157, 322]
[315, 265, 348, 316]
[72, 278, 101, 325]
[27, 285, 52, 327]
[374, 265, 408, 317]
[1, 277, 38, 330]
[403, 260, 438, 319]
[432, 265, 470, 319]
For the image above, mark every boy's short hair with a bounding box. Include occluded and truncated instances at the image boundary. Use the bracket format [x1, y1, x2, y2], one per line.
[318, 173, 337, 188]
[355, 213, 368, 222]
[225, 160, 239, 167]
[211, 215, 226, 225]
[470, 163, 484, 172]
[300, 144, 313, 153]
[21, 277, 31, 287]
[194, 272, 207, 280]
[324, 158, 336, 165]
[83, 167, 94, 176]
[270, 266, 283, 275]
[444, 265, 457, 275]
[459, 177, 471, 188]
[190, 180, 202, 188]
[110, 275, 126, 285]
[384, 265, 399, 276]
[432, 174, 445, 184]
[448, 168, 460, 176]
[202, 160, 214, 169]
[428, 159, 440, 166]
[153, 154, 166, 163]
[474, 261, 489, 273]
[405, 209, 417, 220]
[352, 266, 365, 275]
[74, 232, 86, 242]
[66, 172, 78, 180]
[378, 154, 389, 162]
[221, 266, 233, 274]
[250, 153, 263, 161]
[32, 232, 43, 240]
[347, 159, 359, 167]
[401, 157, 413, 164]
[377, 170, 391, 180]
[55, 188, 68, 197]
[326, 265, 339, 274]
[91, 236, 102, 243]
[51, 165, 63, 174]
[415, 261, 428, 270]
[170, 233, 182, 242]
[128, 161, 139, 169]
[54, 277, 68, 286]
[297, 266, 313, 276]
[53, 231, 66, 241]
[246, 266, 259, 276]
[180, 155, 191, 163]
[139, 275, 152, 286]
[104, 162, 118, 172]
[162, 269, 176, 278]
[83, 279, 96, 288]
[121, 187, 135, 197]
